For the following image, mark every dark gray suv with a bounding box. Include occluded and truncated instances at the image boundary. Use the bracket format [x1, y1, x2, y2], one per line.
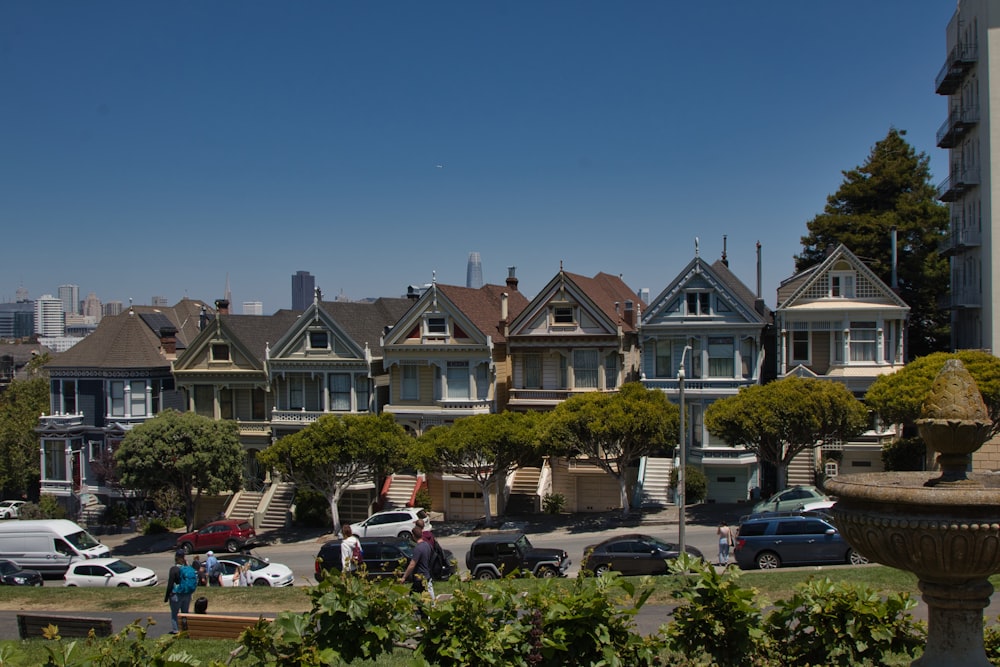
[734, 514, 868, 570]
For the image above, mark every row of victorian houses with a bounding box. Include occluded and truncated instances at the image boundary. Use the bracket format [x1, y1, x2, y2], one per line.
[35, 243, 911, 528]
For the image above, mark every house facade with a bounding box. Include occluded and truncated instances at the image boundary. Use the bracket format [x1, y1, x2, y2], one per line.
[640, 249, 772, 504]
[775, 244, 910, 485]
[36, 299, 210, 508]
[506, 269, 643, 513]
[381, 276, 528, 519]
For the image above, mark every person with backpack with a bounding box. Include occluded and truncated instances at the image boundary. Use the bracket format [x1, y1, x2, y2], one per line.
[164, 550, 196, 634]
[340, 524, 362, 575]
[205, 551, 221, 587]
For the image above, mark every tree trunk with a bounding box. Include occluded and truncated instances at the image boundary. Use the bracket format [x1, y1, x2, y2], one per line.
[328, 491, 343, 535]
[617, 474, 631, 518]
[480, 479, 494, 527]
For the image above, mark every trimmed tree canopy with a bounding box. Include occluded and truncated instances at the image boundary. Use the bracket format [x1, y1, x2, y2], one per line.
[116, 409, 243, 531]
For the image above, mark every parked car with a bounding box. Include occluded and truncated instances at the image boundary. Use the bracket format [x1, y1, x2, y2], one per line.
[751, 485, 829, 515]
[0, 500, 26, 520]
[176, 519, 258, 554]
[315, 537, 456, 580]
[734, 514, 868, 570]
[64, 558, 158, 587]
[581, 534, 704, 576]
[465, 532, 570, 579]
[214, 553, 294, 587]
[0, 559, 43, 586]
[349, 508, 430, 539]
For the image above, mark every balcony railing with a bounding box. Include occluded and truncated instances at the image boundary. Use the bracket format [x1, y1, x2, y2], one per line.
[937, 166, 980, 202]
[235, 420, 271, 436]
[507, 388, 617, 403]
[936, 106, 979, 148]
[37, 413, 85, 429]
[941, 225, 982, 256]
[641, 378, 753, 392]
[950, 288, 983, 309]
[935, 42, 978, 95]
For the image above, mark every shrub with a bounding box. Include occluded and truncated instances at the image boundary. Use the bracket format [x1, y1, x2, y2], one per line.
[413, 487, 433, 513]
[292, 488, 331, 527]
[541, 493, 566, 515]
[881, 436, 926, 471]
[18, 495, 67, 520]
[669, 465, 708, 503]
[143, 518, 170, 535]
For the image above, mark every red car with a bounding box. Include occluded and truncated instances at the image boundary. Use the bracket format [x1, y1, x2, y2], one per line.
[175, 519, 258, 554]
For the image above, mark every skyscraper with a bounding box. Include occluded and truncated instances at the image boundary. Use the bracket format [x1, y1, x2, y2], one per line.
[938, 1, 998, 351]
[242, 301, 263, 315]
[292, 270, 315, 310]
[466, 252, 483, 289]
[103, 301, 124, 317]
[35, 294, 65, 337]
[82, 292, 102, 321]
[58, 284, 79, 315]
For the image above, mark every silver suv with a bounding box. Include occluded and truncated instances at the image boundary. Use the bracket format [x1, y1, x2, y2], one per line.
[734, 514, 868, 570]
[349, 508, 430, 539]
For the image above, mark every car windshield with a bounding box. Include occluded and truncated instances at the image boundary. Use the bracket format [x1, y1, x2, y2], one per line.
[225, 555, 269, 571]
[643, 536, 675, 551]
[64, 529, 101, 550]
[0, 561, 16, 575]
[515, 535, 532, 550]
[0, 501, 15, 508]
[106, 559, 137, 574]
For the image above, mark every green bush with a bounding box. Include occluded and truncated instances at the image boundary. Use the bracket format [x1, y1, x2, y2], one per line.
[413, 487, 432, 513]
[881, 436, 927, 471]
[102, 503, 129, 527]
[293, 488, 332, 527]
[669, 465, 708, 503]
[17, 494, 67, 520]
[143, 518, 170, 535]
[541, 493, 566, 515]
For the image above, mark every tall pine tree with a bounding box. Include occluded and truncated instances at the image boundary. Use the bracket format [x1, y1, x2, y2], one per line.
[796, 129, 949, 358]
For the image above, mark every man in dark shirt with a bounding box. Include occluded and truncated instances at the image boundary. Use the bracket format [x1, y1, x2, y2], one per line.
[400, 528, 434, 599]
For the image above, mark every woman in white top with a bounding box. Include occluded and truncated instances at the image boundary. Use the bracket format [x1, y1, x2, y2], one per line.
[340, 524, 361, 574]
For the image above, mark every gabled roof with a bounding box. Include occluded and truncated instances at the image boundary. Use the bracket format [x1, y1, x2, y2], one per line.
[435, 284, 529, 344]
[642, 257, 768, 326]
[317, 298, 414, 356]
[46, 299, 213, 371]
[775, 244, 909, 312]
[509, 270, 641, 336]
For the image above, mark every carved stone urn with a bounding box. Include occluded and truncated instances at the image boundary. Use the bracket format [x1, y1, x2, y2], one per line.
[827, 359, 1000, 667]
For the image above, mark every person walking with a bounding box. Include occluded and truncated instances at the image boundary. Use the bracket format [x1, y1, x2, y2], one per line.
[399, 527, 434, 599]
[205, 551, 221, 587]
[340, 524, 362, 575]
[164, 550, 195, 634]
[717, 521, 735, 566]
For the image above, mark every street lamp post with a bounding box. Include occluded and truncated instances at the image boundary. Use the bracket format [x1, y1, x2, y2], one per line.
[678, 345, 692, 555]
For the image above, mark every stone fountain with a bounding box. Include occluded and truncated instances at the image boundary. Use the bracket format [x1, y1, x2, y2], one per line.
[827, 359, 1000, 667]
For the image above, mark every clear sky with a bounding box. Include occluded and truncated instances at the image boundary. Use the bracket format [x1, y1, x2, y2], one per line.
[1, 1, 956, 313]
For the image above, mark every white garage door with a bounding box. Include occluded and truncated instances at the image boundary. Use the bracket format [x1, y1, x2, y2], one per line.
[708, 468, 749, 504]
[575, 475, 621, 513]
[446, 483, 484, 520]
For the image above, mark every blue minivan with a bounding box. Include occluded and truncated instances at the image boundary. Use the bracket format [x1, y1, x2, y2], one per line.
[734, 514, 868, 570]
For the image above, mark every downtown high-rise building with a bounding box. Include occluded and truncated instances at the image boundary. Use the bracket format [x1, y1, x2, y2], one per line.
[242, 301, 264, 315]
[103, 301, 124, 317]
[466, 252, 483, 288]
[35, 294, 65, 337]
[938, 0, 1000, 351]
[151, 296, 169, 307]
[292, 270, 315, 310]
[58, 284, 79, 315]
[82, 292, 102, 321]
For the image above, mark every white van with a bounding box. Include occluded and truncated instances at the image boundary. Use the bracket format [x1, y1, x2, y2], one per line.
[0, 519, 110, 579]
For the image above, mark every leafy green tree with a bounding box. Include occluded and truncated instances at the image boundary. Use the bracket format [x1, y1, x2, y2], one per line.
[411, 411, 541, 527]
[705, 377, 869, 489]
[796, 128, 950, 358]
[866, 350, 1000, 439]
[115, 409, 243, 531]
[543, 382, 679, 518]
[0, 354, 49, 498]
[258, 413, 409, 533]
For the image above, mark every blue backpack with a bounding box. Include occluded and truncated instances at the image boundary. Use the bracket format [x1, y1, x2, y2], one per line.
[175, 565, 198, 594]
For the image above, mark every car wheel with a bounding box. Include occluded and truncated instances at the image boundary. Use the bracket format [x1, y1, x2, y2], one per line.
[537, 566, 557, 579]
[398, 530, 413, 540]
[594, 564, 611, 576]
[225, 540, 239, 553]
[66, 584, 77, 587]
[475, 569, 497, 580]
[179, 543, 193, 555]
[848, 549, 869, 566]
[117, 582, 129, 587]
[755, 551, 781, 570]
[252, 578, 270, 586]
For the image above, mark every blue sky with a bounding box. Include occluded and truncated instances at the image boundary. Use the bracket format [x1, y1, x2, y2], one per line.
[1, 1, 955, 313]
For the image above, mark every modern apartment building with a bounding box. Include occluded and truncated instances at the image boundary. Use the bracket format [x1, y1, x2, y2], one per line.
[937, 0, 1000, 351]
[34, 295, 65, 337]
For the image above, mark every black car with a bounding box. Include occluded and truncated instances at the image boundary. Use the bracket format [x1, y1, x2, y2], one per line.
[315, 537, 456, 581]
[581, 534, 704, 576]
[734, 514, 868, 570]
[0, 559, 43, 586]
[465, 532, 570, 579]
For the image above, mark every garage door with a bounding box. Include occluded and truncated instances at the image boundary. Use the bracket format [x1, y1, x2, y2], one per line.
[575, 474, 621, 513]
[446, 483, 485, 520]
[338, 490, 373, 524]
[708, 468, 748, 504]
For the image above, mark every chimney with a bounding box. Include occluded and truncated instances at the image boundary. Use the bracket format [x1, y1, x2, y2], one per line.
[891, 226, 899, 290]
[159, 326, 177, 355]
[722, 235, 729, 266]
[500, 293, 509, 337]
[623, 300, 635, 327]
[506, 266, 519, 291]
[756, 241, 762, 299]
[215, 299, 230, 315]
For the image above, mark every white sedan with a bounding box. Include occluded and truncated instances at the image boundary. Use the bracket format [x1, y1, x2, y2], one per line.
[217, 554, 294, 587]
[0, 500, 25, 519]
[64, 558, 158, 588]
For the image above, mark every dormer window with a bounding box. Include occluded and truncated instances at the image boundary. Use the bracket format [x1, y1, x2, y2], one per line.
[211, 343, 230, 361]
[424, 316, 448, 337]
[686, 292, 711, 316]
[552, 305, 575, 326]
[830, 271, 856, 298]
[309, 331, 329, 349]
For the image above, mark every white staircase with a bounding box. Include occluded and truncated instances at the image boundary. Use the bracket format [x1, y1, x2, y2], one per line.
[786, 449, 818, 487]
[637, 457, 674, 508]
[259, 482, 296, 531]
[506, 467, 541, 514]
[384, 475, 417, 509]
[226, 491, 262, 524]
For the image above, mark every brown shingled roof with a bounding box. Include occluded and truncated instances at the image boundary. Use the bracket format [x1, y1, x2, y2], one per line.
[562, 271, 642, 332]
[435, 284, 529, 343]
[318, 298, 414, 356]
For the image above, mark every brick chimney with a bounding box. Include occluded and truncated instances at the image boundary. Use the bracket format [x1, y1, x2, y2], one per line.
[623, 300, 635, 328]
[159, 326, 177, 355]
[215, 299, 230, 315]
[506, 266, 519, 291]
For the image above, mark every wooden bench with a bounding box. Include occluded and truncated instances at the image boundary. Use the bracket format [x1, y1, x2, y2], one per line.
[178, 613, 273, 639]
[17, 613, 113, 639]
